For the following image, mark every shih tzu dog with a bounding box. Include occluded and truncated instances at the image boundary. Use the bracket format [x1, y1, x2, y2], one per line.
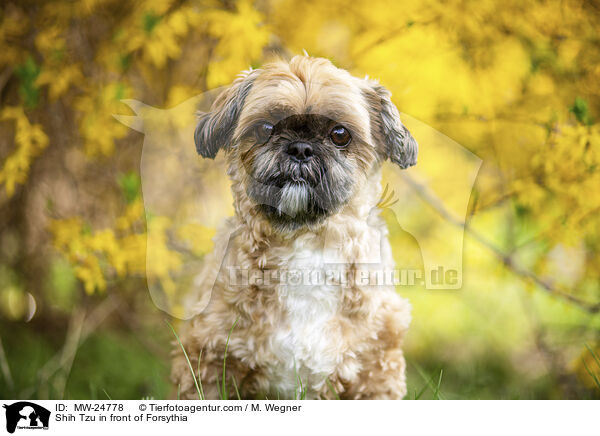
[171, 55, 417, 399]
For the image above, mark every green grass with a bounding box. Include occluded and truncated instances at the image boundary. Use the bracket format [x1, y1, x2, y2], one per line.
[167, 316, 444, 400]
[409, 360, 445, 400]
[220, 318, 239, 400]
[169, 318, 247, 400]
[582, 344, 600, 390]
[326, 379, 341, 400]
[168, 319, 321, 400]
[5, 313, 596, 400]
[0, 325, 170, 400]
[167, 320, 204, 400]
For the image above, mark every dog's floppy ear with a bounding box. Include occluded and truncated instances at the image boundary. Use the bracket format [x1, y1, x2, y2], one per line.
[363, 82, 418, 169]
[194, 71, 258, 158]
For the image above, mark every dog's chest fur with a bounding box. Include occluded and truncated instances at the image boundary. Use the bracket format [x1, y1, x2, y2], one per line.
[262, 212, 386, 396]
[269, 238, 343, 394]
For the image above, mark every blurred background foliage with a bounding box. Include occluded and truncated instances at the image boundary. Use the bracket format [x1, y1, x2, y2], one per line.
[1, 0, 600, 399]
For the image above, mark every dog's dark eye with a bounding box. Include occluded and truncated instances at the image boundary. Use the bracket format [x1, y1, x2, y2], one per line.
[330, 125, 351, 147]
[255, 122, 274, 144]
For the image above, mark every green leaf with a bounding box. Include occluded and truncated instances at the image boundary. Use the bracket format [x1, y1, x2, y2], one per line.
[15, 56, 41, 108]
[119, 54, 132, 72]
[569, 97, 592, 125]
[114, 83, 126, 101]
[143, 12, 161, 34]
[118, 172, 141, 203]
[47, 258, 78, 311]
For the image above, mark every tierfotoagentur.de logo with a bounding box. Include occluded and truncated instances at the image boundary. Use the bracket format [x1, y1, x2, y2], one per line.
[2, 402, 50, 434]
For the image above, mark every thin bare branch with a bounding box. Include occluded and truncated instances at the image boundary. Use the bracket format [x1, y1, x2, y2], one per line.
[402, 173, 600, 314]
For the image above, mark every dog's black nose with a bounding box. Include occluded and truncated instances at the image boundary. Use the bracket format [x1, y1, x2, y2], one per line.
[286, 142, 313, 161]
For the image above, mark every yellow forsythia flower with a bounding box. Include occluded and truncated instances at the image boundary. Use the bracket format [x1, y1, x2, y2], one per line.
[0, 106, 49, 196]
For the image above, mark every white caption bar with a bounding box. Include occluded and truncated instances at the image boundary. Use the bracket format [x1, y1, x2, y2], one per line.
[1, 400, 597, 436]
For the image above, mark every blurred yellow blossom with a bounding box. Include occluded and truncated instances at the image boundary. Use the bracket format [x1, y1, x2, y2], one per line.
[0, 106, 49, 196]
[74, 83, 131, 156]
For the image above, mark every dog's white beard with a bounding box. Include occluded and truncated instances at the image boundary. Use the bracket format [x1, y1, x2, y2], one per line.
[278, 183, 309, 217]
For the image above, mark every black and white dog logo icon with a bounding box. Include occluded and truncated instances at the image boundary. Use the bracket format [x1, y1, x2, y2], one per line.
[3, 402, 50, 433]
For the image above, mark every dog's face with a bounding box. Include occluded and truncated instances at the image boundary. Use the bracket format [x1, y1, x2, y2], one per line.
[194, 56, 417, 231]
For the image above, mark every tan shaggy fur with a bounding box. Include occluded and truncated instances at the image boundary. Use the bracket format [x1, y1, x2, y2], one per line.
[171, 56, 414, 399]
